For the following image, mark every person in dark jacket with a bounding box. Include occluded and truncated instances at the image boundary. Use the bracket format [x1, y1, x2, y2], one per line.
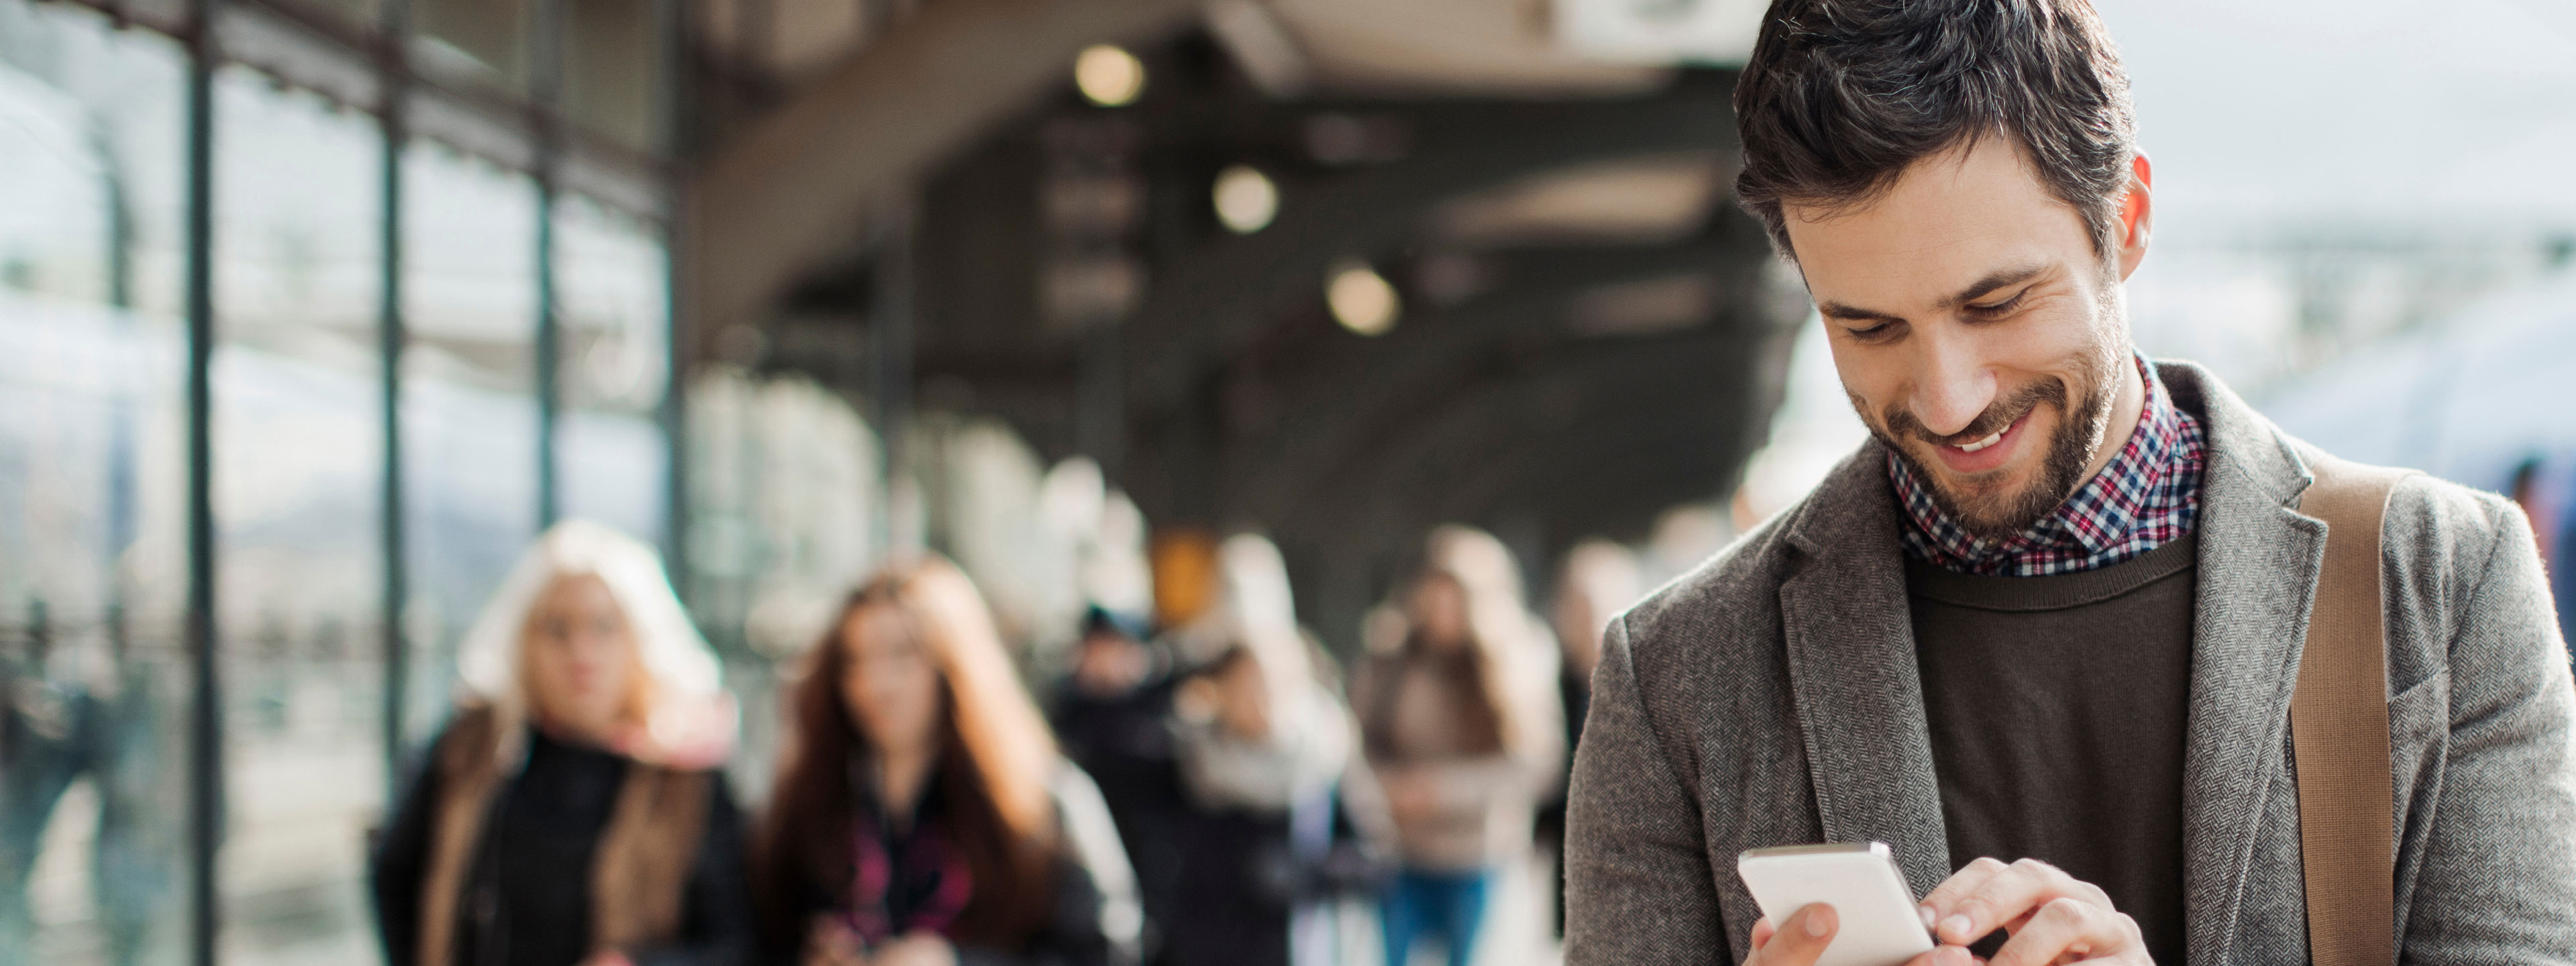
[371, 521, 755, 966]
[1049, 606, 1188, 964]
[753, 557, 1140, 966]
[1158, 534, 1392, 966]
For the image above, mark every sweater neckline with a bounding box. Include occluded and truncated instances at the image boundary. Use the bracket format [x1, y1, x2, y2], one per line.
[1904, 531, 2199, 612]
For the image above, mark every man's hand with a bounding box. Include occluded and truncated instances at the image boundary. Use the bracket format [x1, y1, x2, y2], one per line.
[1742, 904, 1839, 966]
[1745, 904, 1977, 966]
[1917, 857, 2150, 965]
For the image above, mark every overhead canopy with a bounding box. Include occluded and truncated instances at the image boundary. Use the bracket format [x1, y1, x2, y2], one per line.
[688, 0, 1801, 644]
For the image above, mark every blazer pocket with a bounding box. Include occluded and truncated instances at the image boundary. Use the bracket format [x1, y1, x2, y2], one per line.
[2387, 668, 2450, 841]
[2387, 669, 2449, 748]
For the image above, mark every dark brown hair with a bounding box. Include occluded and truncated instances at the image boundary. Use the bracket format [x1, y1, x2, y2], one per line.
[1367, 526, 1542, 759]
[1733, 0, 2137, 260]
[753, 557, 1061, 951]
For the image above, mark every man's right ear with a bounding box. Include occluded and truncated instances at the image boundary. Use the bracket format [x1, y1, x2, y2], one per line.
[2115, 152, 2153, 282]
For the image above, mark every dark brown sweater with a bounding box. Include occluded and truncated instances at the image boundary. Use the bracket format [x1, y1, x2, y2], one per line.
[1908, 533, 2197, 965]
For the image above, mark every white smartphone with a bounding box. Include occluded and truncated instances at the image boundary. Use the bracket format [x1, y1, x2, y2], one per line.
[1736, 842, 1935, 966]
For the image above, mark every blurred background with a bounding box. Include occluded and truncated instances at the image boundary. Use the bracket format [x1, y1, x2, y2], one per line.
[1, 0, 2570, 963]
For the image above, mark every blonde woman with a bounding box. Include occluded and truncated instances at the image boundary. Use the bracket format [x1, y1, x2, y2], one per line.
[1350, 527, 1562, 966]
[753, 557, 1139, 966]
[370, 521, 751, 966]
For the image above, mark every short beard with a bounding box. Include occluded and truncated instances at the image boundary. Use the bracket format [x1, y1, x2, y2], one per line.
[1861, 358, 2119, 541]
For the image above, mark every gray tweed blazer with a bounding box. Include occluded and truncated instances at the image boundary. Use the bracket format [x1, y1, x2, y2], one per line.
[1564, 361, 2576, 964]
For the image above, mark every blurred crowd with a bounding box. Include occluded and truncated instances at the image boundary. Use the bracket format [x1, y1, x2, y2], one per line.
[354, 517, 1646, 966]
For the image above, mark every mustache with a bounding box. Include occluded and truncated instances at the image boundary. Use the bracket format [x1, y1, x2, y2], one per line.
[1875, 378, 2069, 448]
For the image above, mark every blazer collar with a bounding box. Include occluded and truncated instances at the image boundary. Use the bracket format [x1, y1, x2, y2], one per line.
[1774, 360, 2324, 946]
[1780, 438, 1954, 897]
[2158, 361, 2326, 963]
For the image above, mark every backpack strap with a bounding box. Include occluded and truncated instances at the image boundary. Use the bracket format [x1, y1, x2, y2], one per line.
[2292, 452, 2410, 966]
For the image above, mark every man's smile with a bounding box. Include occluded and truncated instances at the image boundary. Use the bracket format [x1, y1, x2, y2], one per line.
[1929, 409, 2035, 476]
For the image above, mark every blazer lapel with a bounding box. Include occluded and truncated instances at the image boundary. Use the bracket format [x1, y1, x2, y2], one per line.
[1778, 441, 1953, 897]
[2161, 362, 2325, 965]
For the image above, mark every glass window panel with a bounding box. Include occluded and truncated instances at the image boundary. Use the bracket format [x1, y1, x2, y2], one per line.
[0, 2, 193, 962]
[554, 194, 667, 546]
[558, 409, 665, 543]
[681, 368, 879, 794]
[208, 66, 385, 965]
[399, 142, 537, 752]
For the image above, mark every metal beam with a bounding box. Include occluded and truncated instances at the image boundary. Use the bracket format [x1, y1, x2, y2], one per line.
[686, 0, 1201, 337]
[377, 0, 413, 795]
[182, 0, 223, 959]
[658, 0, 691, 583]
[534, 0, 564, 529]
[1120, 72, 1739, 425]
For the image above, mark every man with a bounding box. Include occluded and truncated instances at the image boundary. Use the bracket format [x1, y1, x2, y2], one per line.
[1562, 3, 2576, 965]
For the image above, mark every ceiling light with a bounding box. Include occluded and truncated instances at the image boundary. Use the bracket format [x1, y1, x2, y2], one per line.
[1327, 260, 1400, 336]
[1074, 45, 1146, 107]
[1212, 164, 1278, 234]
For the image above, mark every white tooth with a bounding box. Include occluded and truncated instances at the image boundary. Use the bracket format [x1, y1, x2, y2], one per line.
[1956, 430, 2004, 453]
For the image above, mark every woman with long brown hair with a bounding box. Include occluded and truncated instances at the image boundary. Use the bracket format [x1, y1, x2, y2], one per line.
[755, 557, 1138, 966]
[1349, 526, 1562, 966]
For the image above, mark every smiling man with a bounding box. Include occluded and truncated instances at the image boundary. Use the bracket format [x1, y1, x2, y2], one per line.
[1563, 2, 2576, 965]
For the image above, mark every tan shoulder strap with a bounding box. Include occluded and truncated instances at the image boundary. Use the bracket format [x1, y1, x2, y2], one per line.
[2292, 452, 2410, 966]
[592, 766, 713, 952]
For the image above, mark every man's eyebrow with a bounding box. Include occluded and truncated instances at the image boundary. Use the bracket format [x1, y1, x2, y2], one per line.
[1945, 264, 2049, 308]
[1817, 264, 2053, 325]
[1817, 301, 1907, 325]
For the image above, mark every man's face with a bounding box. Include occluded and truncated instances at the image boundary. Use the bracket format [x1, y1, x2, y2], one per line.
[1784, 137, 2147, 539]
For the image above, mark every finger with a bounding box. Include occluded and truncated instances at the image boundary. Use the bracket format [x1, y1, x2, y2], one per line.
[1993, 873, 2113, 943]
[1936, 858, 2102, 946]
[1900, 947, 1985, 966]
[1750, 904, 1838, 966]
[1919, 857, 2010, 932]
[1985, 896, 2139, 966]
[1750, 916, 1776, 950]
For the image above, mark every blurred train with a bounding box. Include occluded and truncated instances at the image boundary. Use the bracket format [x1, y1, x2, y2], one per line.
[2263, 267, 2576, 653]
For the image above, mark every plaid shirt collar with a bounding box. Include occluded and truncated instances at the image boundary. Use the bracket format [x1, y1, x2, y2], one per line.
[1890, 353, 2206, 577]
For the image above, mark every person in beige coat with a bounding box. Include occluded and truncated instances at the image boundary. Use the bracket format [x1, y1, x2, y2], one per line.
[1350, 527, 1561, 966]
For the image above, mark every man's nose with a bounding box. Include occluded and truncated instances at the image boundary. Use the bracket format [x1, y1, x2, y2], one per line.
[1909, 338, 1997, 437]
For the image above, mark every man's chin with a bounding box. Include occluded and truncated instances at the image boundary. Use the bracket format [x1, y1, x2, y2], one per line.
[1915, 460, 2054, 539]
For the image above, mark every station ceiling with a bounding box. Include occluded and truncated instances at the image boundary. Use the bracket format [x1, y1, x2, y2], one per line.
[126, 0, 1806, 631]
[702, 0, 1806, 629]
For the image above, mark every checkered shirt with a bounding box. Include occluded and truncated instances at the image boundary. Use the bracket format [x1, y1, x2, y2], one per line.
[1890, 354, 2206, 577]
